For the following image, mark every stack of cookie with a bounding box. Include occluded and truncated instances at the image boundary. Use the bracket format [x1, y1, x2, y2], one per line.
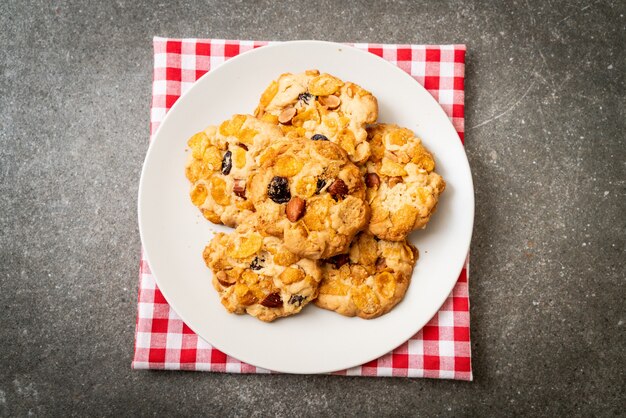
[185, 70, 445, 322]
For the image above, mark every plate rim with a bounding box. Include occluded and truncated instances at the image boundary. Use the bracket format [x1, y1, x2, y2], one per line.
[137, 39, 474, 374]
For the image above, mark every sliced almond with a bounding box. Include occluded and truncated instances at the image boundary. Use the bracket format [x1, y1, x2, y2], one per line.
[216, 271, 235, 287]
[319, 95, 341, 109]
[278, 107, 297, 124]
[389, 176, 403, 187]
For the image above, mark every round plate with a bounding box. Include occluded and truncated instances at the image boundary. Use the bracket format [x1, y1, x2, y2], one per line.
[138, 40, 474, 374]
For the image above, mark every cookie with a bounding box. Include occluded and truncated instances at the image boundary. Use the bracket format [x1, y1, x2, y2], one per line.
[185, 114, 284, 227]
[315, 232, 418, 319]
[204, 223, 322, 322]
[364, 124, 446, 241]
[254, 70, 378, 164]
[248, 138, 370, 260]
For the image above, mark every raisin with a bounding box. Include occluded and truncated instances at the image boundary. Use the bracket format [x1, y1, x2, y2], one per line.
[288, 294, 306, 306]
[267, 176, 291, 204]
[311, 134, 328, 141]
[250, 256, 264, 270]
[237, 143, 248, 151]
[315, 178, 326, 194]
[221, 150, 232, 175]
[260, 292, 282, 308]
[328, 179, 349, 200]
[326, 253, 350, 268]
[298, 92, 314, 105]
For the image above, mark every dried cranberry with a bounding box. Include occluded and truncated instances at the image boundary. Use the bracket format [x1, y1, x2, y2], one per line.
[250, 256, 264, 270]
[267, 176, 291, 204]
[311, 134, 328, 141]
[260, 292, 282, 308]
[288, 294, 306, 306]
[221, 150, 232, 175]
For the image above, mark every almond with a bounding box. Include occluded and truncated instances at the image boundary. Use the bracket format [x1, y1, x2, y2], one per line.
[364, 172, 380, 188]
[216, 271, 235, 287]
[260, 292, 282, 308]
[278, 107, 297, 124]
[319, 95, 341, 109]
[328, 179, 349, 200]
[286, 196, 306, 222]
[233, 179, 246, 198]
[375, 257, 387, 271]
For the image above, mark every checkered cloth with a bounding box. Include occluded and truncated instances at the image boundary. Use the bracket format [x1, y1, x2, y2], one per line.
[133, 38, 472, 380]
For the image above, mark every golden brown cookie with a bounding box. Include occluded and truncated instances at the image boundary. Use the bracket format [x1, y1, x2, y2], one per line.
[248, 138, 370, 260]
[185, 114, 284, 227]
[254, 70, 378, 164]
[204, 223, 322, 322]
[364, 124, 446, 241]
[314, 232, 418, 319]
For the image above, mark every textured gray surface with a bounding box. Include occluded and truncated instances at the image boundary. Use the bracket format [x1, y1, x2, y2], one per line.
[1, 0, 625, 416]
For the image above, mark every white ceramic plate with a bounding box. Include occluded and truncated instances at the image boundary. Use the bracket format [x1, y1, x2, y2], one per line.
[138, 40, 473, 374]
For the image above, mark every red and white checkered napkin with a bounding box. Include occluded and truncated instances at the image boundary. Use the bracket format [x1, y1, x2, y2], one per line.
[133, 38, 472, 380]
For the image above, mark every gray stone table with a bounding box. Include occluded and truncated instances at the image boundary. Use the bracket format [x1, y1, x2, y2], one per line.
[1, 0, 624, 416]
